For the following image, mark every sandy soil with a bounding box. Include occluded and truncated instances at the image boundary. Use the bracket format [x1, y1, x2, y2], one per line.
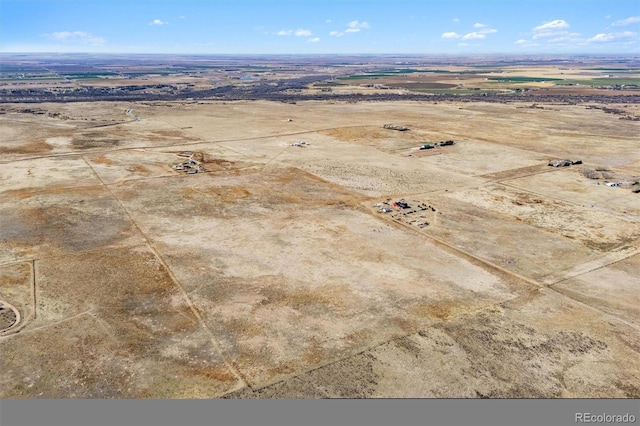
[0, 99, 638, 398]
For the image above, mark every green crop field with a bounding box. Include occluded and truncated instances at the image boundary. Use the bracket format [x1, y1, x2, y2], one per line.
[315, 82, 346, 87]
[61, 73, 118, 79]
[377, 68, 452, 74]
[560, 78, 640, 86]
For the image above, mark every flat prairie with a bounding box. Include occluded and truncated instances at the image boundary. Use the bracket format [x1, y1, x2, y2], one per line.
[1, 94, 638, 398]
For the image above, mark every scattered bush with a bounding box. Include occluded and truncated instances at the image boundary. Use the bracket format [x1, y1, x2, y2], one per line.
[601, 172, 614, 180]
[582, 168, 600, 179]
[595, 165, 610, 171]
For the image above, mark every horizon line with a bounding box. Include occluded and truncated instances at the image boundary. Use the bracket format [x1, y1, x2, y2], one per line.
[2, 51, 640, 57]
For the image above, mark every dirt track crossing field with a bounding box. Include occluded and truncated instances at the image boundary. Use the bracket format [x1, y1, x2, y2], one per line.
[1, 100, 639, 398]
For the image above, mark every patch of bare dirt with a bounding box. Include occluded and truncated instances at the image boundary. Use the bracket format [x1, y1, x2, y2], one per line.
[88, 155, 117, 165]
[387, 82, 457, 89]
[0, 140, 53, 155]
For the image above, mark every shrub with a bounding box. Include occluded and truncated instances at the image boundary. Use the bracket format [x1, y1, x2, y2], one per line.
[601, 172, 614, 180]
[583, 168, 600, 179]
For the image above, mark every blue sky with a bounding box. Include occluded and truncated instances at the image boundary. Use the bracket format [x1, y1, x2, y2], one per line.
[1, 0, 638, 54]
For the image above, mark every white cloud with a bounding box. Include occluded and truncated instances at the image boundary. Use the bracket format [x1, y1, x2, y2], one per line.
[548, 36, 572, 43]
[326, 19, 332, 24]
[588, 31, 637, 42]
[441, 32, 461, 39]
[308, 37, 320, 43]
[46, 31, 106, 45]
[462, 32, 486, 40]
[612, 16, 640, 26]
[330, 20, 369, 37]
[445, 25, 496, 41]
[452, 18, 460, 23]
[533, 19, 569, 31]
[150, 19, 168, 26]
[276, 28, 314, 37]
[528, 26, 584, 45]
[514, 39, 538, 47]
[589, 33, 615, 42]
[546, 32, 583, 43]
[347, 20, 369, 29]
[444, 23, 496, 41]
[48, 31, 72, 40]
[457, 43, 469, 47]
[533, 30, 567, 39]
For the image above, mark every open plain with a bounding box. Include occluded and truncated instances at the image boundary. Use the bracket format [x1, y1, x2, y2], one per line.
[0, 55, 639, 398]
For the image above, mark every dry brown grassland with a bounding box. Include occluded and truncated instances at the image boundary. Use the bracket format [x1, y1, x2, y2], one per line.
[1, 90, 639, 398]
